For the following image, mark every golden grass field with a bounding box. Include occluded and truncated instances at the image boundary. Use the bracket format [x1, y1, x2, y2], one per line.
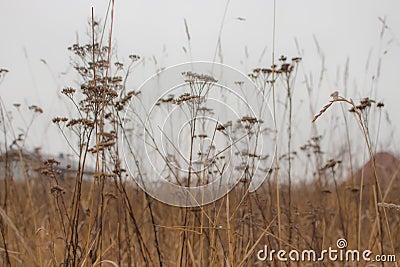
[1, 3, 400, 267]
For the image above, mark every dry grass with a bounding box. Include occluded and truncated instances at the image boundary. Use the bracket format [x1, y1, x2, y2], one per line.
[0, 3, 399, 267]
[0, 166, 399, 266]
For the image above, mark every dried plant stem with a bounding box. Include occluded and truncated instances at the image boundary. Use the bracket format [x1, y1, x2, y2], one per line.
[270, 0, 282, 254]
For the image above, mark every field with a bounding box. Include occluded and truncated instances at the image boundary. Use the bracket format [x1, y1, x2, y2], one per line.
[1, 2, 400, 267]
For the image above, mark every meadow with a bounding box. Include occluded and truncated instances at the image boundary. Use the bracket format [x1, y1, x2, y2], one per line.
[0, 3, 399, 267]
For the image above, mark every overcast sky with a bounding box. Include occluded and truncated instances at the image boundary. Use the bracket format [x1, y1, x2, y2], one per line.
[1, 0, 400, 158]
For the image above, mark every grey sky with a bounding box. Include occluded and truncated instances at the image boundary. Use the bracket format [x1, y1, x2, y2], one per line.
[1, 0, 400, 158]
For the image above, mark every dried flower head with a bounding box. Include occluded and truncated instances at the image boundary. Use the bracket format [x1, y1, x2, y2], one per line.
[51, 185, 65, 194]
[172, 93, 200, 105]
[29, 105, 43, 114]
[182, 71, 217, 84]
[44, 158, 61, 166]
[320, 159, 342, 171]
[62, 87, 76, 96]
[52, 117, 68, 124]
[129, 54, 141, 62]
